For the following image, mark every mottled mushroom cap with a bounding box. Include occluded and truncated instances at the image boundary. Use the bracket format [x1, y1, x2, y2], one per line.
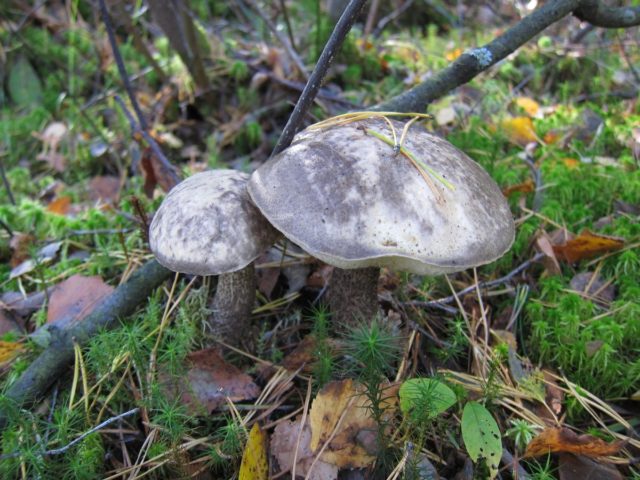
[248, 118, 514, 275]
[150, 170, 279, 276]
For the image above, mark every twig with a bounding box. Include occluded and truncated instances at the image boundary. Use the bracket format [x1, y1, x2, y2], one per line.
[271, 0, 368, 156]
[372, 0, 414, 38]
[98, 0, 148, 131]
[404, 252, 545, 309]
[0, 260, 172, 432]
[113, 95, 180, 186]
[0, 408, 139, 461]
[244, 0, 309, 79]
[99, 0, 180, 186]
[277, 0, 297, 52]
[0, 155, 15, 206]
[0, 217, 13, 237]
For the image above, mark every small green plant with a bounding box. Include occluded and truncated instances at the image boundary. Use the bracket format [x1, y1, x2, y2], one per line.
[506, 419, 540, 451]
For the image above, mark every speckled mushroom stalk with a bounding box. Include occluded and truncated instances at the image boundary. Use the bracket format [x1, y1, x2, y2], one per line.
[248, 118, 515, 329]
[149, 170, 279, 346]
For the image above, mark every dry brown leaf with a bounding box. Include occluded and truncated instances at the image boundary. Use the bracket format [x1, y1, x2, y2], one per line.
[161, 349, 260, 415]
[139, 147, 179, 198]
[502, 179, 534, 197]
[46, 196, 72, 215]
[47, 274, 114, 329]
[558, 453, 623, 480]
[271, 418, 338, 480]
[501, 116, 538, 145]
[535, 233, 561, 275]
[88, 175, 121, 204]
[9, 233, 36, 267]
[552, 230, 625, 264]
[309, 379, 398, 469]
[525, 427, 625, 459]
[543, 370, 564, 416]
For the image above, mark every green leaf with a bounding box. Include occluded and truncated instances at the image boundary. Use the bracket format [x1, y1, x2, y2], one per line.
[461, 401, 502, 479]
[399, 378, 456, 419]
[8, 55, 43, 108]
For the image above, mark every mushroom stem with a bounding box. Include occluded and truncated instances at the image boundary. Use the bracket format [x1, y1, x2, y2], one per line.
[209, 264, 256, 345]
[327, 267, 380, 329]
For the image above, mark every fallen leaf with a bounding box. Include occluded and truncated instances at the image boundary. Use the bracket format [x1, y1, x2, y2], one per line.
[558, 453, 623, 480]
[552, 230, 625, 264]
[239, 423, 268, 480]
[569, 272, 616, 304]
[139, 147, 179, 198]
[47, 274, 114, 328]
[543, 370, 564, 416]
[88, 176, 121, 204]
[9, 233, 36, 267]
[514, 97, 539, 117]
[161, 348, 260, 415]
[0, 341, 25, 365]
[501, 117, 537, 145]
[0, 309, 24, 336]
[309, 379, 398, 469]
[534, 233, 561, 275]
[525, 427, 625, 458]
[502, 179, 534, 197]
[271, 418, 338, 480]
[46, 196, 72, 215]
[0, 291, 48, 317]
[10, 241, 63, 279]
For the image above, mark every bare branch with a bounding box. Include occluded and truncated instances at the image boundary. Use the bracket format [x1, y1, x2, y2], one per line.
[575, 0, 640, 28]
[271, 0, 368, 156]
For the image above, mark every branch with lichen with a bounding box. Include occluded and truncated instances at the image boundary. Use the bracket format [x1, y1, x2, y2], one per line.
[376, 0, 640, 113]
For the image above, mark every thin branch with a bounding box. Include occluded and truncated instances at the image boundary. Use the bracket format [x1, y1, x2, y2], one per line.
[0, 408, 139, 460]
[404, 252, 545, 310]
[244, 0, 309, 79]
[271, 0, 369, 156]
[575, 0, 640, 28]
[0, 156, 15, 206]
[114, 95, 181, 186]
[99, 0, 180, 186]
[98, 0, 149, 131]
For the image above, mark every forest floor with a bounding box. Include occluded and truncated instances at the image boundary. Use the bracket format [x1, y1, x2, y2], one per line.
[0, 2, 639, 479]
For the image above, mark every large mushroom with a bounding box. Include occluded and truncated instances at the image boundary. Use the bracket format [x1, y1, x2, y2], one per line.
[149, 169, 279, 345]
[248, 117, 515, 327]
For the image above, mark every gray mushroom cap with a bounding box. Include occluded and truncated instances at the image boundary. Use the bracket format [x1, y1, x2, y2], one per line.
[150, 170, 279, 276]
[248, 118, 515, 275]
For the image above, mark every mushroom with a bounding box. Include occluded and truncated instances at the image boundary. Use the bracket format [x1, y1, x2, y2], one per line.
[248, 117, 515, 327]
[149, 170, 279, 344]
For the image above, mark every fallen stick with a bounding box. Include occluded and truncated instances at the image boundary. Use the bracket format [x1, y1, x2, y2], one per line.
[0, 260, 171, 431]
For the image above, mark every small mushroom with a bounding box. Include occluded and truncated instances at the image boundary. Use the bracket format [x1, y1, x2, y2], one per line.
[149, 170, 279, 344]
[248, 118, 515, 327]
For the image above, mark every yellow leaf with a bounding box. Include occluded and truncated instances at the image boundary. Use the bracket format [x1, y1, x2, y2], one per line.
[525, 427, 625, 458]
[445, 47, 462, 61]
[309, 379, 398, 469]
[0, 341, 25, 365]
[501, 116, 538, 145]
[239, 423, 268, 480]
[515, 97, 540, 117]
